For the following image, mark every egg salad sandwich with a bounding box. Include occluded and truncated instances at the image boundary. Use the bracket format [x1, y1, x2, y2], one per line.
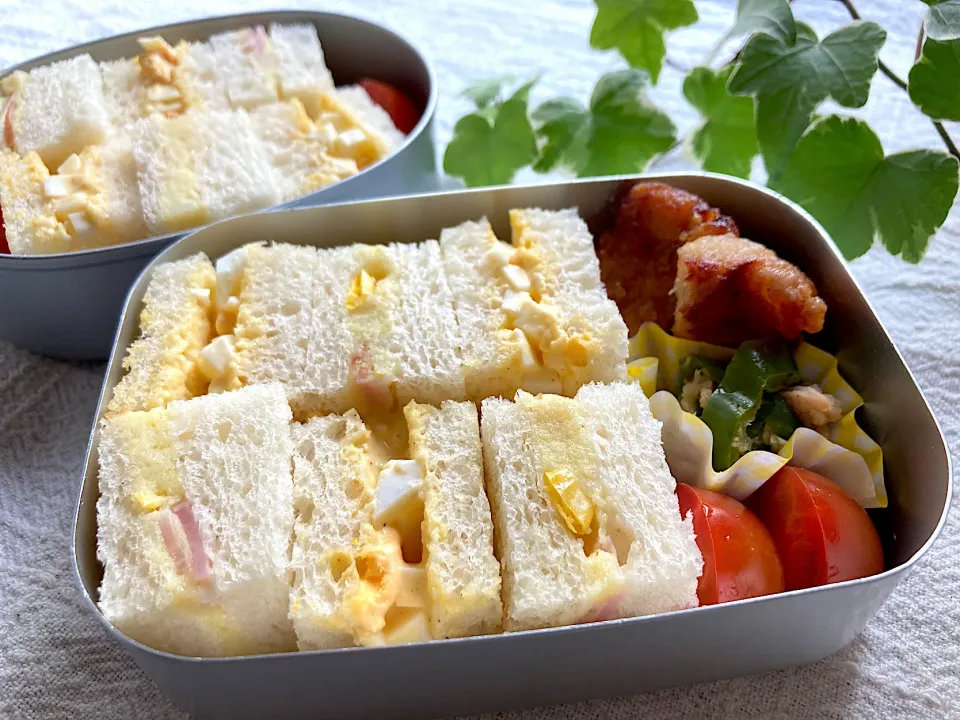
[1, 54, 110, 170]
[289, 399, 502, 649]
[96, 383, 296, 657]
[206, 239, 465, 418]
[440, 207, 629, 402]
[249, 99, 362, 202]
[108, 252, 215, 415]
[481, 381, 702, 632]
[0, 139, 148, 254]
[130, 108, 281, 235]
[100, 37, 231, 129]
[208, 24, 334, 116]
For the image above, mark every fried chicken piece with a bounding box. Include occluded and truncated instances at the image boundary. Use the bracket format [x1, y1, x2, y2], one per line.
[595, 181, 738, 333]
[673, 234, 827, 346]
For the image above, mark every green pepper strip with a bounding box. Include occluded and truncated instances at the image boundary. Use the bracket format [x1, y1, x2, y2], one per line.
[701, 341, 799, 471]
[752, 393, 801, 440]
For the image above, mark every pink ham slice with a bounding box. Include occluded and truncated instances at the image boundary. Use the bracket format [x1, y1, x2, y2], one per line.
[245, 25, 269, 54]
[159, 501, 213, 584]
[172, 501, 212, 584]
[158, 509, 191, 578]
[349, 344, 395, 414]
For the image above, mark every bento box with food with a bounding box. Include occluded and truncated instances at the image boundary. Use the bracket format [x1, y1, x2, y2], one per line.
[0, 10, 437, 360]
[73, 174, 951, 720]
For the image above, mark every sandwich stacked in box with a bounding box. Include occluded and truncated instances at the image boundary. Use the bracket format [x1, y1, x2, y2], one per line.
[96, 207, 703, 656]
[0, 25, 404, 255]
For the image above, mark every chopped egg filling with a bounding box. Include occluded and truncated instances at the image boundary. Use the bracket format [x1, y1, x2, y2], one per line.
[197, 334, 236, 381]
[346, 269, 378, 311]
[544, 469, 596, 537]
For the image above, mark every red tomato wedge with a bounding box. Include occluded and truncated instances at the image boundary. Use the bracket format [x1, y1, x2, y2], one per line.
[746, 467, 884, 591]
[676, 484, 784, 605]
[0, 203, 8, 254]
[358, 79, 419, 135]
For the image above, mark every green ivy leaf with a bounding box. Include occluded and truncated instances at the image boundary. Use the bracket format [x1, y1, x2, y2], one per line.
[683, 66, 758, 178]
[909, 38, 960, 120]
[728, 21, 886, 179]
[462, 76, 516, 109]
[443, 81, 538, 187]
[590, 0, 698, 84]
[924, 1, 960, 42]
[730, 0, 796, 45]
[532, 69, 676, 177]
[771, 116, 959, 262]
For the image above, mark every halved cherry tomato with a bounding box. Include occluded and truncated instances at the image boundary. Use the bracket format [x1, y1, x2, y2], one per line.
[358, 79, 419, 134]
[0, 204, 8, 254]
[746, 467, 884, 591]
[676, 483, 784, 605]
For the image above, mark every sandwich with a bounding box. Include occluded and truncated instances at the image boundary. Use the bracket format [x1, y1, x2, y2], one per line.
[288, 398, 501, 649]
[480, 381, 702, 632]
[268, 23, 336, 118]
[97, 383, 296, 657]
[334, 85, 406, 149]
[114, 207, 628, 417]
[108, 252, 215, 415]
[100, 37, 231, 130]
[1, 54, 110, 170]
[208, 24, 334, 115]
[0, 139, 148, 254]
[439, 207, 629, 402]
[212, 239, 465, 418]
[315, 89, 399, 171]
[248, 85, 403, 202]
[248, 99, 360, 202]
[130, 108, 281, 235]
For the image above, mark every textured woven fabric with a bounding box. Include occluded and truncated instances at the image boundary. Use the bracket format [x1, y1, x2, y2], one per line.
[1, 1, 958, 718]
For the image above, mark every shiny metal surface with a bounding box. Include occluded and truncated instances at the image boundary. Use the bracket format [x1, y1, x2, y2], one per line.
[0, 10, 439, 359]
[73, 174, 952, 719]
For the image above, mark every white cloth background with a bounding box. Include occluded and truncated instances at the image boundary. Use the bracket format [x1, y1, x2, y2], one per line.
[1, 1, 958, 718]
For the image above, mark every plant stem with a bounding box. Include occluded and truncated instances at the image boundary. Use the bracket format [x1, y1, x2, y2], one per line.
[934, 121, 960, 160]
[664, 56, 691, 74]
[835, 0, 960, 160]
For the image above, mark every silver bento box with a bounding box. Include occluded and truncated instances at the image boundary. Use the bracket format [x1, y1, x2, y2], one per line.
[72, 174, 952, 719]
[0, 10, 438, 361]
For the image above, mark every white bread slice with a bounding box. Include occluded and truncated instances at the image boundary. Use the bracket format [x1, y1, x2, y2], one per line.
[209, 27, 279, 111]
[405, 400, 502, 638]
[441, 208, 628, 402]
[231, 243, 319, 403]
[108, 253, 215, 414]
[99, 58, 145, 129]
[573, 382, 702, 617]
[481, 393, 621, 631]
[176, 41, 232, 114]
[335, 85, 406, 147]
[289, 411, 400, 650]
[7, 53, 109, 169]
[97, 383, 296, 657]
[100, 41, 230, 130]
[268, 23, 335, 118]
[0, 140, 148, 254]
[480, 383, 700, 632]
[249, 100, 359, 201]
[231, 240, 465, 418]
[131, 109, 280, 235]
